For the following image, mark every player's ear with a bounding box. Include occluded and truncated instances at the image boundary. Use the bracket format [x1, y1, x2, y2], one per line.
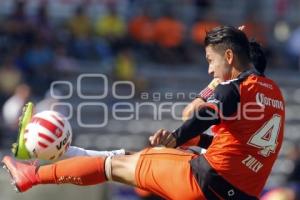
[224, 49, 234, 65]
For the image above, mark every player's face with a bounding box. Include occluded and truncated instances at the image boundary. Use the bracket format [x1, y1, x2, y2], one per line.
[205, 45, 232, 82]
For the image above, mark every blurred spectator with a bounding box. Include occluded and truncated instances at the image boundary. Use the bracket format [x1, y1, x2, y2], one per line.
[243, 13, 267, 46]
[273, 20, 291, 43]
[189, 11, 220, 63]
[242, 12, 273, 68]
[286, 143, 300, 184]
[260, 187, 297, 200]
[153, 10, 185, 63]
[154, 11, 184, 49]
[68, 5, 92, 40]
[2, 84, 31, 129]
[68, 4, 93, 59]
[53, 43, 80, 76]
[128, 7, 156, 61]
[129, 8, 155, 45]
[276, 0, 289, 18]
[94, 4, 127, 54]
[113, 48, 148, 92]
[191, 12, 220, 46]
[0, 56, 22, 101]
[24, 38, 54, 95]
[24, 39, 54, 71]
[94, 38, 114, 65]
[5, 0, 34, 46]
[114, 48, 136, 81]
[30, 1, 55, 45]
[286, 26, 300, 70]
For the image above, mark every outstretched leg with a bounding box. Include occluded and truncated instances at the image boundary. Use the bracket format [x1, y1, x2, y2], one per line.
[2, 148, 205, 199]
[1, 152, 142, 192]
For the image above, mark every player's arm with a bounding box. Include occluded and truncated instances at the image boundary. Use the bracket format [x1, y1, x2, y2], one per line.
[150, 82, 240, 147]
[181, 97, 215, 148]
[174, 82, 240, 146]
[173, 104, 220, 146]
[180, 78, 220, 148]
[150, 104, 219, 147]
[182, 98, 205, 121]
[182, 78, 220, 121]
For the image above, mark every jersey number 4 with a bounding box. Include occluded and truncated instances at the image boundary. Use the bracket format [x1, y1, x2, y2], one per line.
[247, 114, 282, 157]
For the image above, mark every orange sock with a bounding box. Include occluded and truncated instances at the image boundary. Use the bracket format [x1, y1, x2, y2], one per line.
[37, 156, 107, 185]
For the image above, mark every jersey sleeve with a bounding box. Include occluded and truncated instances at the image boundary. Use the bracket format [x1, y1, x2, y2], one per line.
[207, 82, 240, 118]
[172, 82, 240, 146]
[172, 105, 220, 146]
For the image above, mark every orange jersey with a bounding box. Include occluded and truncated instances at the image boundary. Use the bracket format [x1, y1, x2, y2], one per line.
[203, 71, 285, 197]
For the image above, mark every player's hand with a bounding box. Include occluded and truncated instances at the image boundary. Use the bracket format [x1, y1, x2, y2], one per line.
[149, 129, 176, 148]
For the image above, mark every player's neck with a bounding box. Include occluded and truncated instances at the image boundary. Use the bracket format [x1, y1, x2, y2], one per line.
[230, 68, 244, 79]
[231, 64, 250, 79]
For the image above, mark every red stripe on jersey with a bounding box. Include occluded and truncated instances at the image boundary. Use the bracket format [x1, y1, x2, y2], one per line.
[200, 87, 214, 100]
[38, 133, 55, 143]
[31, 117, 63, 138]
[38, 141, 48, 148]
[50, 114, 65, 128]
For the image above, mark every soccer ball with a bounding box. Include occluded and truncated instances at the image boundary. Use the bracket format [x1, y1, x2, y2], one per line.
[24, 110, 72, 160]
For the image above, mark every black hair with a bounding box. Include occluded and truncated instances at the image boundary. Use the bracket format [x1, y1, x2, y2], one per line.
[204, 26, 251, 66]
[249, 41, 267, 74]
[204, 26, 267, 74]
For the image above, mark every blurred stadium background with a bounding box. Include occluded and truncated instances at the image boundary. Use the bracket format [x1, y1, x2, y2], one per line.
[0, 0, 300, 199]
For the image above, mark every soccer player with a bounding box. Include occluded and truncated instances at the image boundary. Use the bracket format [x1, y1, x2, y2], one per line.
[2, 26, 284, 200]
[180, 39, 268, 148]
[11, 28, 266, 160]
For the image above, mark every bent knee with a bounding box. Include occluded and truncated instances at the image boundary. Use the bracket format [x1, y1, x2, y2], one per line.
[111, 152, 141, 186]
